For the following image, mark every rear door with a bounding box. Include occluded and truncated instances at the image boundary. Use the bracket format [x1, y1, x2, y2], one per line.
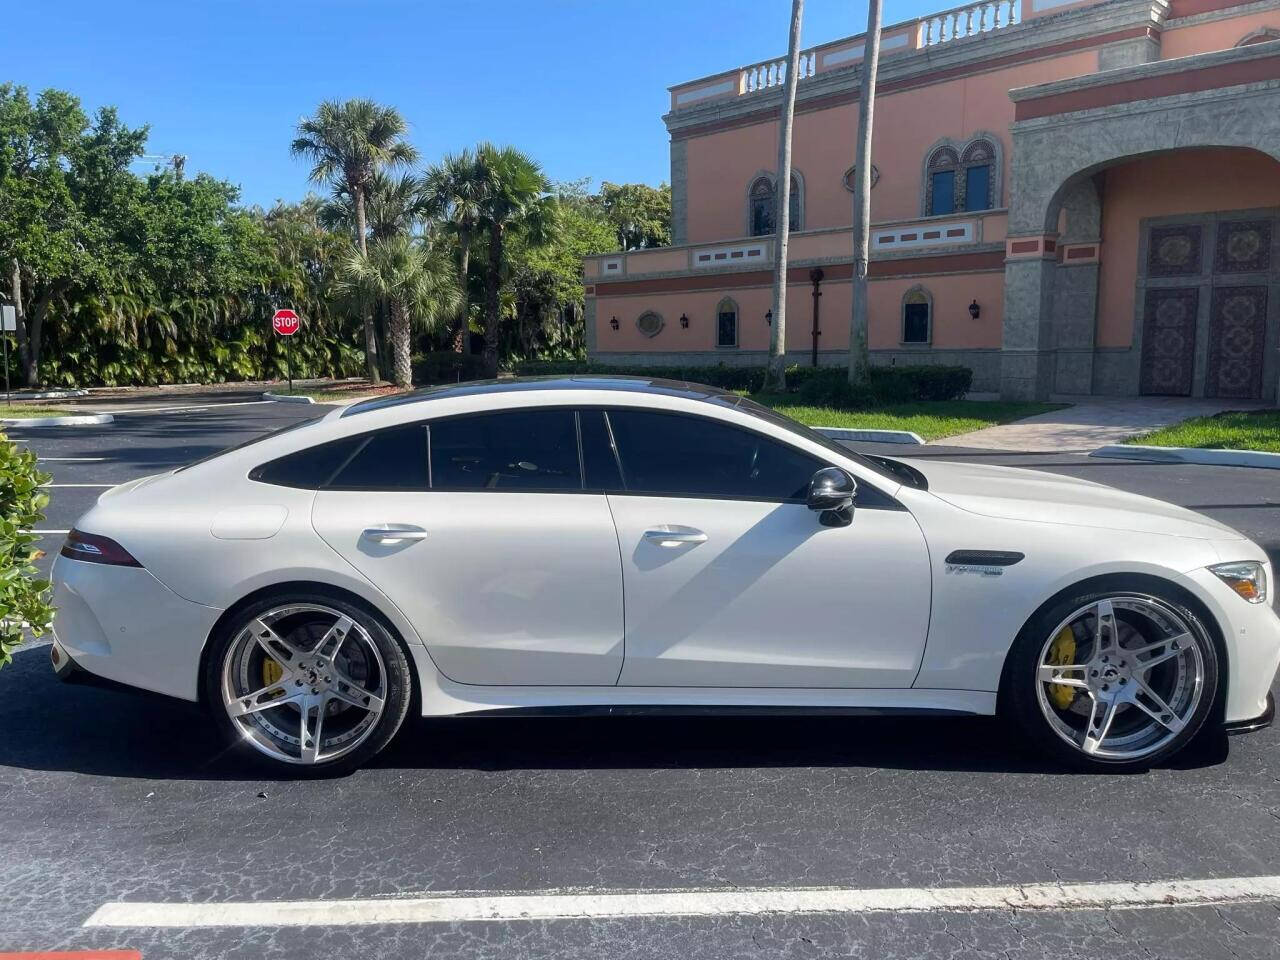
[591, 408, 931, 688]
[310, 409, 624, 686]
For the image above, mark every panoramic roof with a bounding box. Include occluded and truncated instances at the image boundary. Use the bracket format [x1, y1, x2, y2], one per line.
[340, 375, 733, 417]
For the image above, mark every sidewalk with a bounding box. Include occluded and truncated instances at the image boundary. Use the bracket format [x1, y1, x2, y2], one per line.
[942, 396, 1272, 452]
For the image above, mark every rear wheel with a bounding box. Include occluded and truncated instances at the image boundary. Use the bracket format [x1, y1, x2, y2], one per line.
[205, 594, 412, 775]
[1005, 582, 1218, 770]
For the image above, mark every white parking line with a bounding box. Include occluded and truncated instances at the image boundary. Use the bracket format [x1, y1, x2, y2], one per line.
[29, 529, 69, 535]
[94, 400, 274, 414]
[39, 457, 108, 462]
[41, 483, 114, 488]
[83, 875, 1280, 928]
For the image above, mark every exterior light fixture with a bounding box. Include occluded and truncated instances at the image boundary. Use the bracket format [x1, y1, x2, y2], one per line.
[610, 316, 619, 330]
[765, 309, 773, 326]
[680, 313, 689, 329]
[968, 300, 981, 320]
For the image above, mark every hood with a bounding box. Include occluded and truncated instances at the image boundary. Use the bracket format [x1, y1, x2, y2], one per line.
[902, 458, 1245, 541]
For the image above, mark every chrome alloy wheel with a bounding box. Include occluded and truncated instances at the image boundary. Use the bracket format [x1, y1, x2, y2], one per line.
[1034, 595, 1207, 761]
[220, 603, 388, 765]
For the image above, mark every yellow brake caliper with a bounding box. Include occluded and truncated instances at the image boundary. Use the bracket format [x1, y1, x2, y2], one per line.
[262, 658, 284, 688]
[1046, 626, 1078, 710]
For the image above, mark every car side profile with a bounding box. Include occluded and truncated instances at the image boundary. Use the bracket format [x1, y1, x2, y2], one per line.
[50, 377, 1279, 774]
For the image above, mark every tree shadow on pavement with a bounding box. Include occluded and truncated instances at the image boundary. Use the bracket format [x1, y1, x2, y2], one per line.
[0, 642, 1232, 782]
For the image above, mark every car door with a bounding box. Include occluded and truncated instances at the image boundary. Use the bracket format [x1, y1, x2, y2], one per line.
[593, 408, 931, 688]
[310, 409, 624, 686]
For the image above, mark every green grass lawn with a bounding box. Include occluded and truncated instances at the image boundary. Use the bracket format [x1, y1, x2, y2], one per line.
[749, 395, 1066, 441]
[1126, 409, 1280, 453]
[0, 405, 76, 418]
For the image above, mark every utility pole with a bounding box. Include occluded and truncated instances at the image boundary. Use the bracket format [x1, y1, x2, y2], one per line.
[848, 0, 883, 387]
[764, 0, 805, 393]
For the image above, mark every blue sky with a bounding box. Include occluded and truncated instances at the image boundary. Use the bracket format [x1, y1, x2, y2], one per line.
[2, 1, 937, 208]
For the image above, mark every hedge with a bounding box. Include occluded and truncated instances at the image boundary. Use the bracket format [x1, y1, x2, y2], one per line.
[0, 436, 53, 668]
[507, 360, 972, 403]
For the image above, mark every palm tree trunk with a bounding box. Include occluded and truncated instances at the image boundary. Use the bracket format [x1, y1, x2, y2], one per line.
[765, 0, 805, 393]
[388, 297, 413, 388]
[848, 0, 883, 388]
[353, 185, 380, 382]
[453, 226, 471, 354]
[482, 222, 503, 378]
[10, 260, 34, 387]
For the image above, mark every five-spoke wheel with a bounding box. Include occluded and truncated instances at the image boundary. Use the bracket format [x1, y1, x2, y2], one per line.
[206, 595, 411, 773]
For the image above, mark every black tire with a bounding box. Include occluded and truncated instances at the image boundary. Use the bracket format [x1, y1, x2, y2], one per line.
[203, 591, 413, 777]
[1002, 577, 1220, 772]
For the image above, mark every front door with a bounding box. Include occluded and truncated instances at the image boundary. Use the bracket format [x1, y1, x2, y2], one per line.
[1139, 287, 1198, 396]
[1206, 285, 1268, 400]
[596, 408, 931, 688]
[311, 410, 624, 686]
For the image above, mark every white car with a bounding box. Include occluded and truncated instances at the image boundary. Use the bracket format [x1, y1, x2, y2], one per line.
[50, 377, 1278, 774]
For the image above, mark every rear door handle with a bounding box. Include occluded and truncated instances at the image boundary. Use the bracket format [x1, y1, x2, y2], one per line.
[643, 526, 708, 547]
[362, 525, 429, 544]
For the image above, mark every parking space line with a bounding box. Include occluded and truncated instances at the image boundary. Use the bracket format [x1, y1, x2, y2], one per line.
[41, 483, 115, 488]
[29, 529, 70, 535]
[83, 875, 1280, 928]
[38, 457, 108, 462]
[95, 400, 274, 414]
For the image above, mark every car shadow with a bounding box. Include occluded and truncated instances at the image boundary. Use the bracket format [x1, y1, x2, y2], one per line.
[0, 643, 1232, 781]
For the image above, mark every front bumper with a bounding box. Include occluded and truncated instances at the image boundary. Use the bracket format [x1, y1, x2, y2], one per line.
[1223, 691, 1274, 736]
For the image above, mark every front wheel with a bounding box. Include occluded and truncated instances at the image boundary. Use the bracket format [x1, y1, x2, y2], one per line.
[205, 594, 413, 775]
[1004, 582, 1219, 771]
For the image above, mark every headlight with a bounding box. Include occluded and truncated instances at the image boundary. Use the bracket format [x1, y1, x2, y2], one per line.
[1210, 561, 1268, 604]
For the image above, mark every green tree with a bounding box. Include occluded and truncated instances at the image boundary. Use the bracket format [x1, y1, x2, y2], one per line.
[423, 149, 487, 353]
[291, 99, 419, 381]
[475, 144, 556, 378]
[595, 181, 671, 251]
[0, 436, 52, 668]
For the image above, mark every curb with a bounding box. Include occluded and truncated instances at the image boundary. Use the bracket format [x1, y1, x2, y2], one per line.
[9, 389, 89, 400]
[813, 426, 926, 445]
[0, 413, 114, 427]
[1092, 444, 1280, 470]
[262, 392, 315, 404]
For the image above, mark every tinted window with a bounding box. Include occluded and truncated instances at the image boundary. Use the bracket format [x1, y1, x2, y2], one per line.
[330, 425, 429, 490]
[930, 170, 955, 215]
[430, 410, 581, 490]
[250, 435, 363, 489]
[606, 409, 820, 501]
[580, 410, 623, 490]
[965, 164, 991, 211]
[903, 302, 930, 343]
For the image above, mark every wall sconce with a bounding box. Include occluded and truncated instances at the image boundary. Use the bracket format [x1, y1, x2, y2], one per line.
[765, 309, 773, 326]
[680, 313, 689, 329]
[968, 300, 981, 320]
[610, 316, 619, 331]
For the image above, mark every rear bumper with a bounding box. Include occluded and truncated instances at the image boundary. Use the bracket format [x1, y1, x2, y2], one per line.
[1224, 692, 1274, 736]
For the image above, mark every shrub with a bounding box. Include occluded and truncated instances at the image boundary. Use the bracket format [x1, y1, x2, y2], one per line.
[413, 351, 489, 384]
[872, 365, 972, 402]
[0, 436, 53, 668]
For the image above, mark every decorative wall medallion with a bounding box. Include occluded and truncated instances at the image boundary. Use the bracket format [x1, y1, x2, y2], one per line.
[1214, 220, 1271, 274]
[1206, 285, 1267, 399]
[843, 165, 881, 192]
[635, 311, 664, 338]
[1147, 224, 1202, 277]
[1139, 287, 1198, 396]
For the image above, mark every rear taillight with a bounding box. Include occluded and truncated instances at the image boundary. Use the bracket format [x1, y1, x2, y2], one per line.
[60, 529, 143, 567]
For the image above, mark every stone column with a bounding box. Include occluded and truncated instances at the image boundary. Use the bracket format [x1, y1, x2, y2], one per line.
[1050, 177, 1103, 395]
[670, 139, 688, 246]
[1001, 236, 1058, 400]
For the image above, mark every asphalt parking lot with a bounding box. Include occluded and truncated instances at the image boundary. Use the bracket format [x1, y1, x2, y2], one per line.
[1, 395, 1278, 959]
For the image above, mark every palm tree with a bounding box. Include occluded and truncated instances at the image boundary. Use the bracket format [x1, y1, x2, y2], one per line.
[474, 144, 555, 378]
[291, 99, 419, 381]
[339, 235, 460, 387]
[422, 149, 486, 353]
[848, 1, 883, 387]
[322, 171, 425, 242]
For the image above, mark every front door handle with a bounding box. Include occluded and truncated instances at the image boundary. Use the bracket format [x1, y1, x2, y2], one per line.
[362, 525, 429, 544]
[643, 526, 708, 547]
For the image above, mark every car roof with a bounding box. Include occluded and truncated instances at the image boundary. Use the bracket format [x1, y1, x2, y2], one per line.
[340, 375, 736, 418]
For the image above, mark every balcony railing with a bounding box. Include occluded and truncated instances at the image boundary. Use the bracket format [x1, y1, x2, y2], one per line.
[670, 0, 1072, 111]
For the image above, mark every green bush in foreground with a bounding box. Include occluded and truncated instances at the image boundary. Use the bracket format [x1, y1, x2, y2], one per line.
[0, 436, 53, 667]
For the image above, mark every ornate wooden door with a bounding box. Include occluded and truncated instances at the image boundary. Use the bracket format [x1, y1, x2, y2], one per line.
[1206, 286, 1268, 399]
[1139, 288, 1198, 396]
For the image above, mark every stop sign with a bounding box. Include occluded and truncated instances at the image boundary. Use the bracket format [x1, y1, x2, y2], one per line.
[272, 308, 300, 336]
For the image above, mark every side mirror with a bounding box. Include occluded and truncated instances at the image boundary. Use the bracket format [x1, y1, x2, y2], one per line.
[806, 467, 856, 526]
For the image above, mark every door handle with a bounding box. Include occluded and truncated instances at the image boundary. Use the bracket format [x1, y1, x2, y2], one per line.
[362, 525, 429, 544]
[643, 527, 708, 547]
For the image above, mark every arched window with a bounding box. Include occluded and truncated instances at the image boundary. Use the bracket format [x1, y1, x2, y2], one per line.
[1236, 27, 1280, 46]
[748, 174, 802, 236]
[715, 297, 739, 348]
[635, 311, 664, 338]
[924, 137, 999, 215]
[902, 287, 932, 344]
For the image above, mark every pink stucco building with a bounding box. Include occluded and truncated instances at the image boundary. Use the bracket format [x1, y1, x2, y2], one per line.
[583, 0, 1280, 400]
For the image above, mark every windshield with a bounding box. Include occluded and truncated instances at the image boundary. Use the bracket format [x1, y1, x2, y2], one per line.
[707, 393, 907, 487]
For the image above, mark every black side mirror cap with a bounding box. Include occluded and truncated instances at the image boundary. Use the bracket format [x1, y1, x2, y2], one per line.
[807, 466, 856, 525]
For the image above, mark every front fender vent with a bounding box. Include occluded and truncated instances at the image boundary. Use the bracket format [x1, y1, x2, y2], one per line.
[945, 550, 1024, 567]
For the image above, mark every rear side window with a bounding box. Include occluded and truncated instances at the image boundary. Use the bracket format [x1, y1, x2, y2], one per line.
[249, 435, 363, 489]
[430, 410, 580, 490]
[330, 425, 429, 490]
[606, 409, 820, 502]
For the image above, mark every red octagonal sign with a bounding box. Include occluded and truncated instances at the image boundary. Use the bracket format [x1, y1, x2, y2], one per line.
[272, 308, 300, 336]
